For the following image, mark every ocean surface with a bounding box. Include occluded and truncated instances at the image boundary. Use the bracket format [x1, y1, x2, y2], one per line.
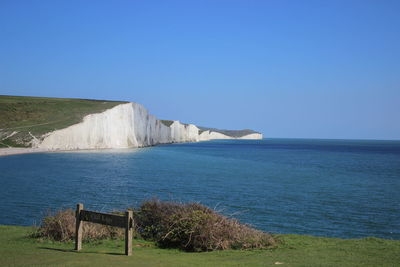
[1, 139, 399, 239]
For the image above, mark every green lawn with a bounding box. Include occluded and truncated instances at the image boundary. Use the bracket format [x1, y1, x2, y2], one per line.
[1, 225, 399, 266]
[0, 95, 127, 147]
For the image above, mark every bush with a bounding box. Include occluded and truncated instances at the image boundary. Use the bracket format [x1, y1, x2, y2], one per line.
[34, 200, 276, 251]
[33, 209, 124, 241]
[135, 199, 276, 251]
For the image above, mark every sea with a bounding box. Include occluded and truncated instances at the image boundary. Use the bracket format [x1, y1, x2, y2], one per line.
[1, 138, 399, 239]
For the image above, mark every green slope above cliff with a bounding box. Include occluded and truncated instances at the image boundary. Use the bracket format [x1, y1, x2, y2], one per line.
[0, 95, 127, 148]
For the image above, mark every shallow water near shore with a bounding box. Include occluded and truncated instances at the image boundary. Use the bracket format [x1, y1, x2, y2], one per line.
[1, 138, 399, 239]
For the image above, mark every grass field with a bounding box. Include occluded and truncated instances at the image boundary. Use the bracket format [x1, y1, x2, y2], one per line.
[1, 225, 399, 266]
[0, 95, 127, 147]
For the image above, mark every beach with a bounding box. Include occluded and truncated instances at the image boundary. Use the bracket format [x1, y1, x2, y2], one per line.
[0, 148, 52, 157]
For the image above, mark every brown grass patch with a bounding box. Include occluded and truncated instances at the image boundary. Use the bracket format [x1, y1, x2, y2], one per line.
[32, 209, 124, 241]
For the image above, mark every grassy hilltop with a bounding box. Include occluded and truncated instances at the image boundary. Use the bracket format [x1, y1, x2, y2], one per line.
[1, 225, 399, 266]
[0, 95, 127, 147]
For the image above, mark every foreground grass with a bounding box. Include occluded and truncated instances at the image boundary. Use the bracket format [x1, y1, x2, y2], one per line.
[1, 226, 399, 266]
[0, 95, 127, 147]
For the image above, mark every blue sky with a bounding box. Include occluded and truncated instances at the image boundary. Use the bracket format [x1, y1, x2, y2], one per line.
[1, 0, 399, 139]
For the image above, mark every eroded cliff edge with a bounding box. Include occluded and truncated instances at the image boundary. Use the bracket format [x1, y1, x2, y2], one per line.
[36, 102, 262, 150]
[1, 96, 262, 152]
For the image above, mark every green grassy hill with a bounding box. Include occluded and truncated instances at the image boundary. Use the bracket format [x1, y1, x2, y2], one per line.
[0, 95, 127, 148]
[1, 225, 399, 266]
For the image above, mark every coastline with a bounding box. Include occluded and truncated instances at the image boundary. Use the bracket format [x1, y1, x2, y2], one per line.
[0, 138, 261, 157]
[0, 148, 51, 157]
[0, 147, 142, 157]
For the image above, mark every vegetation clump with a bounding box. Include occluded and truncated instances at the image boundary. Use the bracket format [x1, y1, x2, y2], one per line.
[136, 200, 275, 251]
[32, 209, 123, 241]
[33, 200, 276, 251]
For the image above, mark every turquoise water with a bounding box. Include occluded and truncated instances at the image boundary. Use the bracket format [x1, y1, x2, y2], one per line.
[1, 139, 399, 239]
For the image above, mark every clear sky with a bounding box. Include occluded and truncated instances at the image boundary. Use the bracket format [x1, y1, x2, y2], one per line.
[1, 0, 399, 140]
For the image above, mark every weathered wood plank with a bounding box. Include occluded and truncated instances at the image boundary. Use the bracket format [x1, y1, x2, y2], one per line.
[75, 203, 83, 251]
[74, 204, 133, 256]
[125, 210, 133, 256]
[80, 210, 126, 228]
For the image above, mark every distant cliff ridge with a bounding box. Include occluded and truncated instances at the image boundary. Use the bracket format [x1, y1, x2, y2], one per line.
[198, 127, 260, 138]
[37, 103, 262, 150]
[0, 96, 262, 151]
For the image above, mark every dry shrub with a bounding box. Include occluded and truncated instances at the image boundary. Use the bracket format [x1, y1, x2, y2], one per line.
[135, 199, 276, 251]
[33, 200, 276, 251]
[34, 209, 124, 241]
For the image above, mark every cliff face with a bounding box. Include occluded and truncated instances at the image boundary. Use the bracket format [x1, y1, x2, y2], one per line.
[39, 103, 136, 150]
[37, 102, 262, 150]
[237, 133, 263, 139]
[170, 121, 199, 143]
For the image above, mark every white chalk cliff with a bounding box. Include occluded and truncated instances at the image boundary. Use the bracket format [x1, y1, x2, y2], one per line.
[37, 102, 262, 150]
[169, 121, 200, 143]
